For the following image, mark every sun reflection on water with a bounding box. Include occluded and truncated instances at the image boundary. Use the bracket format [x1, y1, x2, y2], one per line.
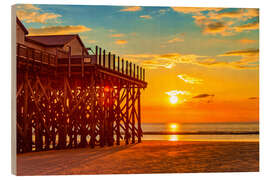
[167, 123, 182, 141]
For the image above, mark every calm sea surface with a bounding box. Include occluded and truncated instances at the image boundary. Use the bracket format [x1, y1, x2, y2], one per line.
[142, 122, 259, 142]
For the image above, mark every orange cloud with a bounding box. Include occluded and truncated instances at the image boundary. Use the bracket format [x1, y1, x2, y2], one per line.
[189, 8, 259, 36]
[171, 7, 223, 15]
[140, 15, 152, 19]
[238, 38, 257, 44]
[234, 21, 259, 32]
[123, 48, 259, 70]
[28, 25, 92, 35]
[110, 34, 125, 37]
[115, 40, 128, 45]
[16, 4, 61, 23]
[17, 4, 40, 10]
[120, 6, 142, 12]
[177, 74, 203, 84]
[219, 49, 259, 57]
[168, 37, 184, 43]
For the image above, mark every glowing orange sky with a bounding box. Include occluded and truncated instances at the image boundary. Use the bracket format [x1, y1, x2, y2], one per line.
[17, 5, 259, 123]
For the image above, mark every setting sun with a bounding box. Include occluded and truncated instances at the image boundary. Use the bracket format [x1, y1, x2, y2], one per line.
[169, 96, 178, 104]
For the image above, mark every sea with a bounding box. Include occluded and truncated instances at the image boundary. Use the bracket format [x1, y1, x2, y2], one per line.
[141, 122, 259, 142]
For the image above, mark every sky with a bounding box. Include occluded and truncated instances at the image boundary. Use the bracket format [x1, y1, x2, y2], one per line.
[16, 4, 259, 123]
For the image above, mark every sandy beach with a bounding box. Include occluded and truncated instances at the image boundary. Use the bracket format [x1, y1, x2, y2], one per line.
[17, 140, 259, 175]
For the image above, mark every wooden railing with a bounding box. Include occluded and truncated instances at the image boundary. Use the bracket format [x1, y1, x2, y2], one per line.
[94, 46, 146, 82]
[16, 43, 146, 82]
[16, 43, 58, 66]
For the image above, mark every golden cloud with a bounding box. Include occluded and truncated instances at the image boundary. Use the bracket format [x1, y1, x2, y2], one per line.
[110, 34, 125, 37]
[120, 6, 142, 12]
[238, 38, 257, 44]
[177, 74, 203, 84]
[219, 49, 259, 57]
[28, 25, 92, 35]
[16, 4, 61, 24]
[17, 4, 40, 11]
[189, 8, 259, 36]
[171, 7, 223, 15]
[123, 49, 259, 70]
[140, 15, 152, 19]
[17, 10, 61, 24]
[115, 40, 128, 45]
[209, 8, 258, 21]
[123, 53, 206, 69]
[168, 37, 184, 43]
[234, 21, 259, 32]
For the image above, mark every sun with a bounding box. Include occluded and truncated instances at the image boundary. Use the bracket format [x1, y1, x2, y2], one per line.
[169, 96, 178, 104]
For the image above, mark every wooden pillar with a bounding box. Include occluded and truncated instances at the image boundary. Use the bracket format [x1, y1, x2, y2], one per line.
[90, 72, 96, 148]
[23, 72, 32, 152]
[125, 84, 130, 144]
[131, 85, 135, 143]
[81, 49, 84, 78]
[116, 85, 121, 145]
[137, 88, 142, 143]
[99, 75, 105, 147]
[108, 83, 114, 146]
[68, 46, 71, 78]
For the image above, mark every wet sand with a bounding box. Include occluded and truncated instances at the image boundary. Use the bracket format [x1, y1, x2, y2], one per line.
[17, 140, 259, 175]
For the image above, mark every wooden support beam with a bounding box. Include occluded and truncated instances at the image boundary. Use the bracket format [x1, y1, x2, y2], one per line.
[125, 84, 130, 144]
[131, 85, 135, 143]
[137, 88, 142, 143]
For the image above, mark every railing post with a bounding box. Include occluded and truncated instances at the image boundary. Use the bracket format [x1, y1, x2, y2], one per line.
[140, 67, 142, 80]
[129, 62, 132, 76]
[133, 64, 135, 78]
[126, 61, 128, 75]
[118, 56, 120, 72]
[103, 49, 106, 67]
[113, 54, 115, 71]
[108, 52, 111, 69]
[99, 48, 102, 65]
[95, 45, 98, 65]
[137, 66, 139, 79]
[143, 69, 145, 81]
[122, 59, 124, 73]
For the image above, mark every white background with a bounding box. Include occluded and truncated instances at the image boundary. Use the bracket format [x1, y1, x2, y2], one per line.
[1, 0, 269, 179]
